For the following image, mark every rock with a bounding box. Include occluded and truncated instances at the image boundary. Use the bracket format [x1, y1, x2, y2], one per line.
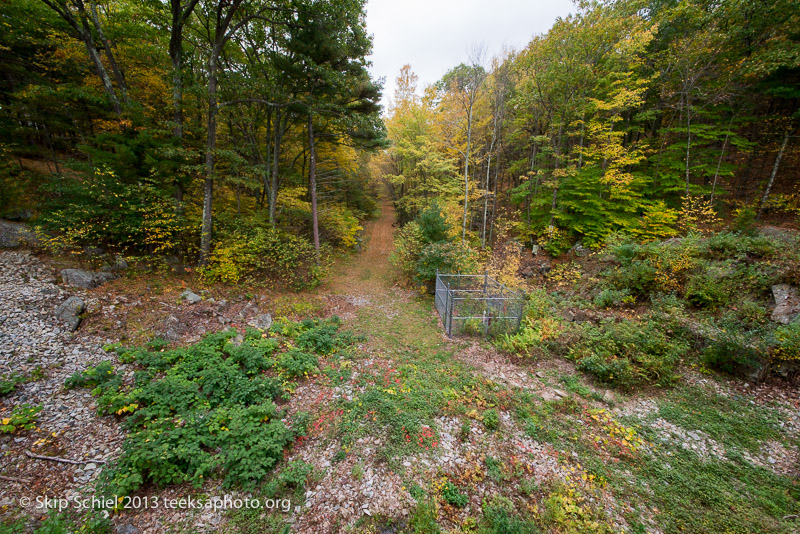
[60, 269, 115, 289]
[552, 389, 568, 398]
[561, 309, 576, 322]
[520, 266, 535, 279]
[771, 284, 800, 324]
[602, 390, 616, 404]
[571, 242, 590, 257]
[101, 255, 128, 273]
[84, 462, 97, 471]
[83, 246, 105, 257]
[55, 296, 85, 332]
[530, 244, 540, 256]
[0, 220, 37, 248]
[538, 261, 552, 275]
[541, 391, 560, 402]
[3, 209, 33, 221]
[181, 289, 202, 304]
[115, 525, 139, 534]
[248, 313, 273, 330]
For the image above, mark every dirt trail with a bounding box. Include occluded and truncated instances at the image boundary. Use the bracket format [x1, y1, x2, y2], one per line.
[323, 196, 397, 296]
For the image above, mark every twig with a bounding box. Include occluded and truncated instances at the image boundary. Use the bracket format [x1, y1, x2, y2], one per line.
[24, 450, 106, 465]
[0, 474, 32, 483]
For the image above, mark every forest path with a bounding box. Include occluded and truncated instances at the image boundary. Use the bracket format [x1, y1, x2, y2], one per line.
[322, 195, 398, 298]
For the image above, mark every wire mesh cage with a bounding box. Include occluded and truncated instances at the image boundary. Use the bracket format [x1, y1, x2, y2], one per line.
[434, 270, 525, 337]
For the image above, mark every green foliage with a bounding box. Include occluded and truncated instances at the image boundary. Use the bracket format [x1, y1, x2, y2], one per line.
[37, 167, 186, 255]
[569, 319, 688, 389]
[685, 273, 728, 310]
[202, 226, 322, 289]
[593, 288, 632, 308]
[441, 480, 469, 507]
[417, 202, 451, 243]
[414, 242, 479, 285]
[1, 404, 43, 433]
[63, 319, 356, 496]
[483, 408, 500, 431]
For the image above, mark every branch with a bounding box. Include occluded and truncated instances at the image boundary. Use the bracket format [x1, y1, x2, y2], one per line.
[217, 98, 299, 110]
[0, 474, 32, 483]
[25, 450, 107, 465]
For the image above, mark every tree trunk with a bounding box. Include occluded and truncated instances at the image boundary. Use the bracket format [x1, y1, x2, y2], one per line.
[199, 52, 218, 266]
[711, 113, 735, 203]
[76, 11, 121, 115]
[88, 0, 127, 102]
[461, 103, 473, 244]
[481, 153, 491, 248]
[685, 94, 692, 196]
[308, 114, 320, 259]
[757, 129, 791, 220]
[269, 110, 283, 225]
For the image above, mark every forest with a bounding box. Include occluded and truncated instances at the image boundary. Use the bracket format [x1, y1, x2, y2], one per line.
[1, 0, 800, 532]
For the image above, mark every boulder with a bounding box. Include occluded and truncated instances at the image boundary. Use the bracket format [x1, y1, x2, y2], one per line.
[100, 255, 128, 273]
[248, 313, 273, 330]
[0, 220, 37, 248]
[155, 315, 183, 342]
[55, 296, 85, 331]
[771, 284, 800, 324]
[3, 209, 33, 221]
[181, 289, 202, 304]
[60, 269, 115, 289]
[571, 242, 590, 257]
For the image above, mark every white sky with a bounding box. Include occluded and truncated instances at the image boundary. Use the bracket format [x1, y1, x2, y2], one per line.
[365, 0, 578, 112]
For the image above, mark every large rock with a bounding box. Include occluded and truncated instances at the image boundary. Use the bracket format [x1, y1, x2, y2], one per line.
[181, 289, 202, 304]
[771, 284, 800, 324]
[0, 220, 37, 248]
[55, 296, 85, 331]
[60, 268, 115, 289]
[248, 313, 273, 330]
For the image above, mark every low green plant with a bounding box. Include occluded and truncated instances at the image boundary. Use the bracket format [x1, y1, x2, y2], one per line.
[483, 408, 500, 431]
[64, 319, 356, 496]
[1, 404, 43, 433]
[441, 480, 469, 508]
[569, 319, 688, 389]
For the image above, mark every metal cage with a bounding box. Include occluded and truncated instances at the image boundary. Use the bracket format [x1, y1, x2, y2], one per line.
[434, 270, 525, 337]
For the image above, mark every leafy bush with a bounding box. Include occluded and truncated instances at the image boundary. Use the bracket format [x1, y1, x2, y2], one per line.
[441, 480, 469, 507]
[702, 322, 765, 376]
[319, 205, 363, 248]
[569, 319, 688, 389]
[202, 227, 322, 289]
[497, 317, 564, 357]
[772, 322, 800, 363]
[37, 167, 188, 254]
[483, 409, 500, 431]
[1, 404, 42, 433]
[685, 273, 728, 310]
[64, 319, 356, 496]
[417, 202, 451, 243]
[414, 242, 478, 285]
[593, 288, 632, 308]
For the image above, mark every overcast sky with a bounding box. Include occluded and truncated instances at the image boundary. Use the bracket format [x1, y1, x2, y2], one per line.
[365, 0, 578, 112]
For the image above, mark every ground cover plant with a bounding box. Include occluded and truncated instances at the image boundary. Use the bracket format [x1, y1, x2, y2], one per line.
[64, 317, 357, 496]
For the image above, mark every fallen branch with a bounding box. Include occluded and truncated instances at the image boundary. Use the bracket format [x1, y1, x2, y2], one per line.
[24, 450, 106, 465]
[0, 474, 32, 483]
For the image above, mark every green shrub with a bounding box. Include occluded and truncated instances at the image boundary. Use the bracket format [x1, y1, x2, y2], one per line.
[63, 320, 358, 496]
[202, 227, 322, 289]
[441, 480, 469, 507]
[414, 242, 478, 284]
[417, 202, 451, 243]
[569, 319, 687, 389]
[593, 288, 632, 308]
[1, 404, 42, 433]
[685, 273, 728, 310]
[702, 324, 764, 376]
[483, 409, 500, 431]
[772, 322, 800, 363]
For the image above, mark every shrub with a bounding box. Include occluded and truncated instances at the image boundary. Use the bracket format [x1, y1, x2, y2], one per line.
[63, 320, 358, 496]
[414, 242, 478, 285]
[319, 205, 362, 249]
[202, 227, 322, 289]
[702, 325, 764, 376]
[569, 319, 687, 389]
[685, 273, 728, 310]
[772, 322, 800, 363]
[497, 317, 564, 357]
[417, 202, 451, 243]
[391, 221, 426, 279]
[1, 404, 42, 433]
[441, 480, 469, 508]
[483, 409, 500, 431]
[593, 288, 632, 308]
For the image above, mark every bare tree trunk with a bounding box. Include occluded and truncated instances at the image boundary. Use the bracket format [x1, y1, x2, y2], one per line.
[711, 113, 735, 203]
[269, 111, 283, 225]
[308, 114, 320, 259]
[685, 94, 692, 196]
[199, 52, 218, 266]
[757, 129, 791, 220]
[461, 103, 473, 244]
[481, 153, 491, 248]
[88, 0, 127, 102]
